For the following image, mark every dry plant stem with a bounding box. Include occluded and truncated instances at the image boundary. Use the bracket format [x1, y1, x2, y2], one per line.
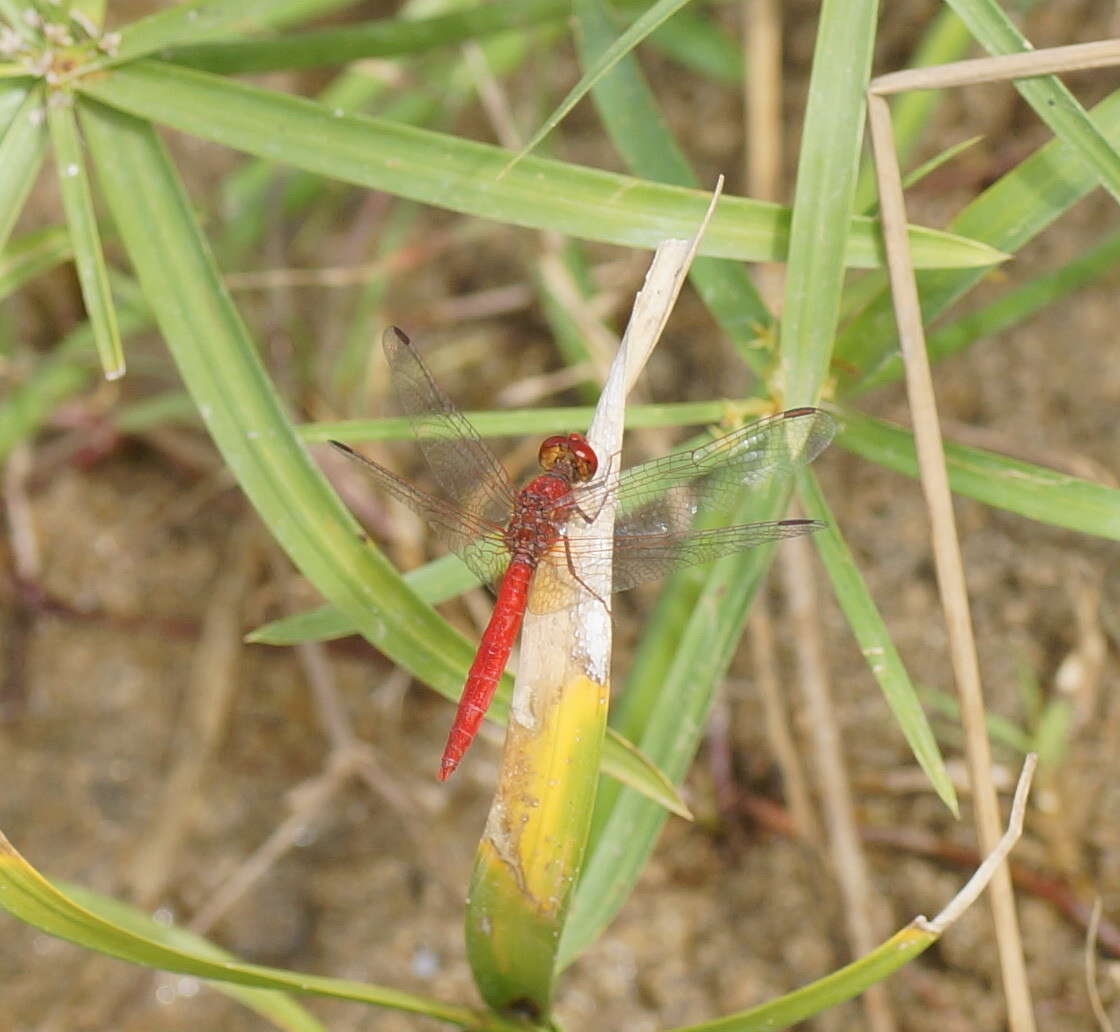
[743, 0, 783, 308]
[867, 89, 1036, 1032]
[921, 755, 1037, 934]
[747, 597, 821, 840]
[872, 38, 1120, 95]
[780, 534, 897, 1032]
[1086, 899, 1115, 1032]
[128, 520, 260, 908]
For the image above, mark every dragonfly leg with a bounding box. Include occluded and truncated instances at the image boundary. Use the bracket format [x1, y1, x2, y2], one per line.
[561, 534, 609, 613]
[572, 449, 619, 524]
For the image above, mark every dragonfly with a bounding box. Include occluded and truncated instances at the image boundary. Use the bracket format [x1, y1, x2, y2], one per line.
[331, 327, 836, 780]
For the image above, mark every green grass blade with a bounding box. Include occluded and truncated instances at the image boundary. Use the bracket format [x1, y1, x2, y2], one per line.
[165, 0, 568, 74]
[837, 407, 1120, 540]
[509, 0, 695, 168]
[107, 0, 357, 66]
[780, 0, 877, 406]
[948, 0, 1120, 206]
[74, 60, 1004, 270]
[77, 96, 484, 729]
[47, 98, 124, 379]
[858, 225, 1120, 394]
[59, 882, 328, 1032]
[574, 0, 769, 374]
[0, 832, 500, 1027]
[798, 468, 958, 815]
[672, 923, 936, 1031]
[837, 86, 1120, 392]
[0, 225, 72, 299]
[0, 83, 46, 253]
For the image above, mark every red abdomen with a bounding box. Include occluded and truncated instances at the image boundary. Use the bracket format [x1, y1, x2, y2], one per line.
[438, 558, 534, 780]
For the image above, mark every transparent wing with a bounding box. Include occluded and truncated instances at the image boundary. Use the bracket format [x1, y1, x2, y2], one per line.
[382, 326, 517, 529]
[556, 408, 836, 594]
[330, 441, 510, 586]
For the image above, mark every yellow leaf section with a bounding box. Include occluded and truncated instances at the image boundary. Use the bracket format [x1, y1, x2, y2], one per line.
[465, 671, 609, 1020]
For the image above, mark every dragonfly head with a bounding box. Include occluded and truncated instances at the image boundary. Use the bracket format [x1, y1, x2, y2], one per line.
[538, 433, 598, 483]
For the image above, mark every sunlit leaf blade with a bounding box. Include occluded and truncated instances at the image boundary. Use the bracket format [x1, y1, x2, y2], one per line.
[47, 100, 124, 379]
[58, 882, 328, 1032]
[947, 0, 1120, 206]
[780, 0, 877, 406]
[0, 83, 46, 253]
[798, 468, 958, 815]
[509, 0, 694, 168]
[0, 225, 71, 300]
[837, 407, 1120, 540]
[166, 0, 568, 74]
[0, 832, 490, 1027]
[107, 0, 357, 66]
[672, 923, 936, 1032]
[77, 96, 484, 734]
[74, 60, 1004, 270]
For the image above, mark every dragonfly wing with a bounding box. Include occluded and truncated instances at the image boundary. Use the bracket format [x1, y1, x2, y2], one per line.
[330, 441, 509, 586]
[559, 408, 835, 593]
[608, 519, 822, 592]
[383, 326, 517, 528]
[604, 407, 836, 519]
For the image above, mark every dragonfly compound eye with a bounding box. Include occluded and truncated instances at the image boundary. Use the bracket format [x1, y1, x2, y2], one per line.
[538, 434, 598, 481]
[567, 434, 598, 482]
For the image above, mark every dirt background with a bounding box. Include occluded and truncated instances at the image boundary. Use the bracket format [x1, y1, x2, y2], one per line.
[2, 1, 1120, 1030]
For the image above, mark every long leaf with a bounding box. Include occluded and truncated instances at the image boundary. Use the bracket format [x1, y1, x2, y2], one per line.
[165, 0, 568, 74]
[47, 99, 124, 379]
[0, 83, 46, 253]
[0, 832, 506, 1028]
[837, 407, 1120, 541]
[105, 0, 358, 66]
[78, 96, 483, 744]
[780, 0, 878, 406]
[74, 60, 1004, 270]
[798, 468, 958, 814]
[947, 0, 1120, 206]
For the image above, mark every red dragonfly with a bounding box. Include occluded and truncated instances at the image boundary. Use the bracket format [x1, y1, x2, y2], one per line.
[332, 327, 835, 780]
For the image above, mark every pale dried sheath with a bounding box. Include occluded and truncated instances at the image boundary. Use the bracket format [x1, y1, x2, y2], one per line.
[464, 184, 724, 1016]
